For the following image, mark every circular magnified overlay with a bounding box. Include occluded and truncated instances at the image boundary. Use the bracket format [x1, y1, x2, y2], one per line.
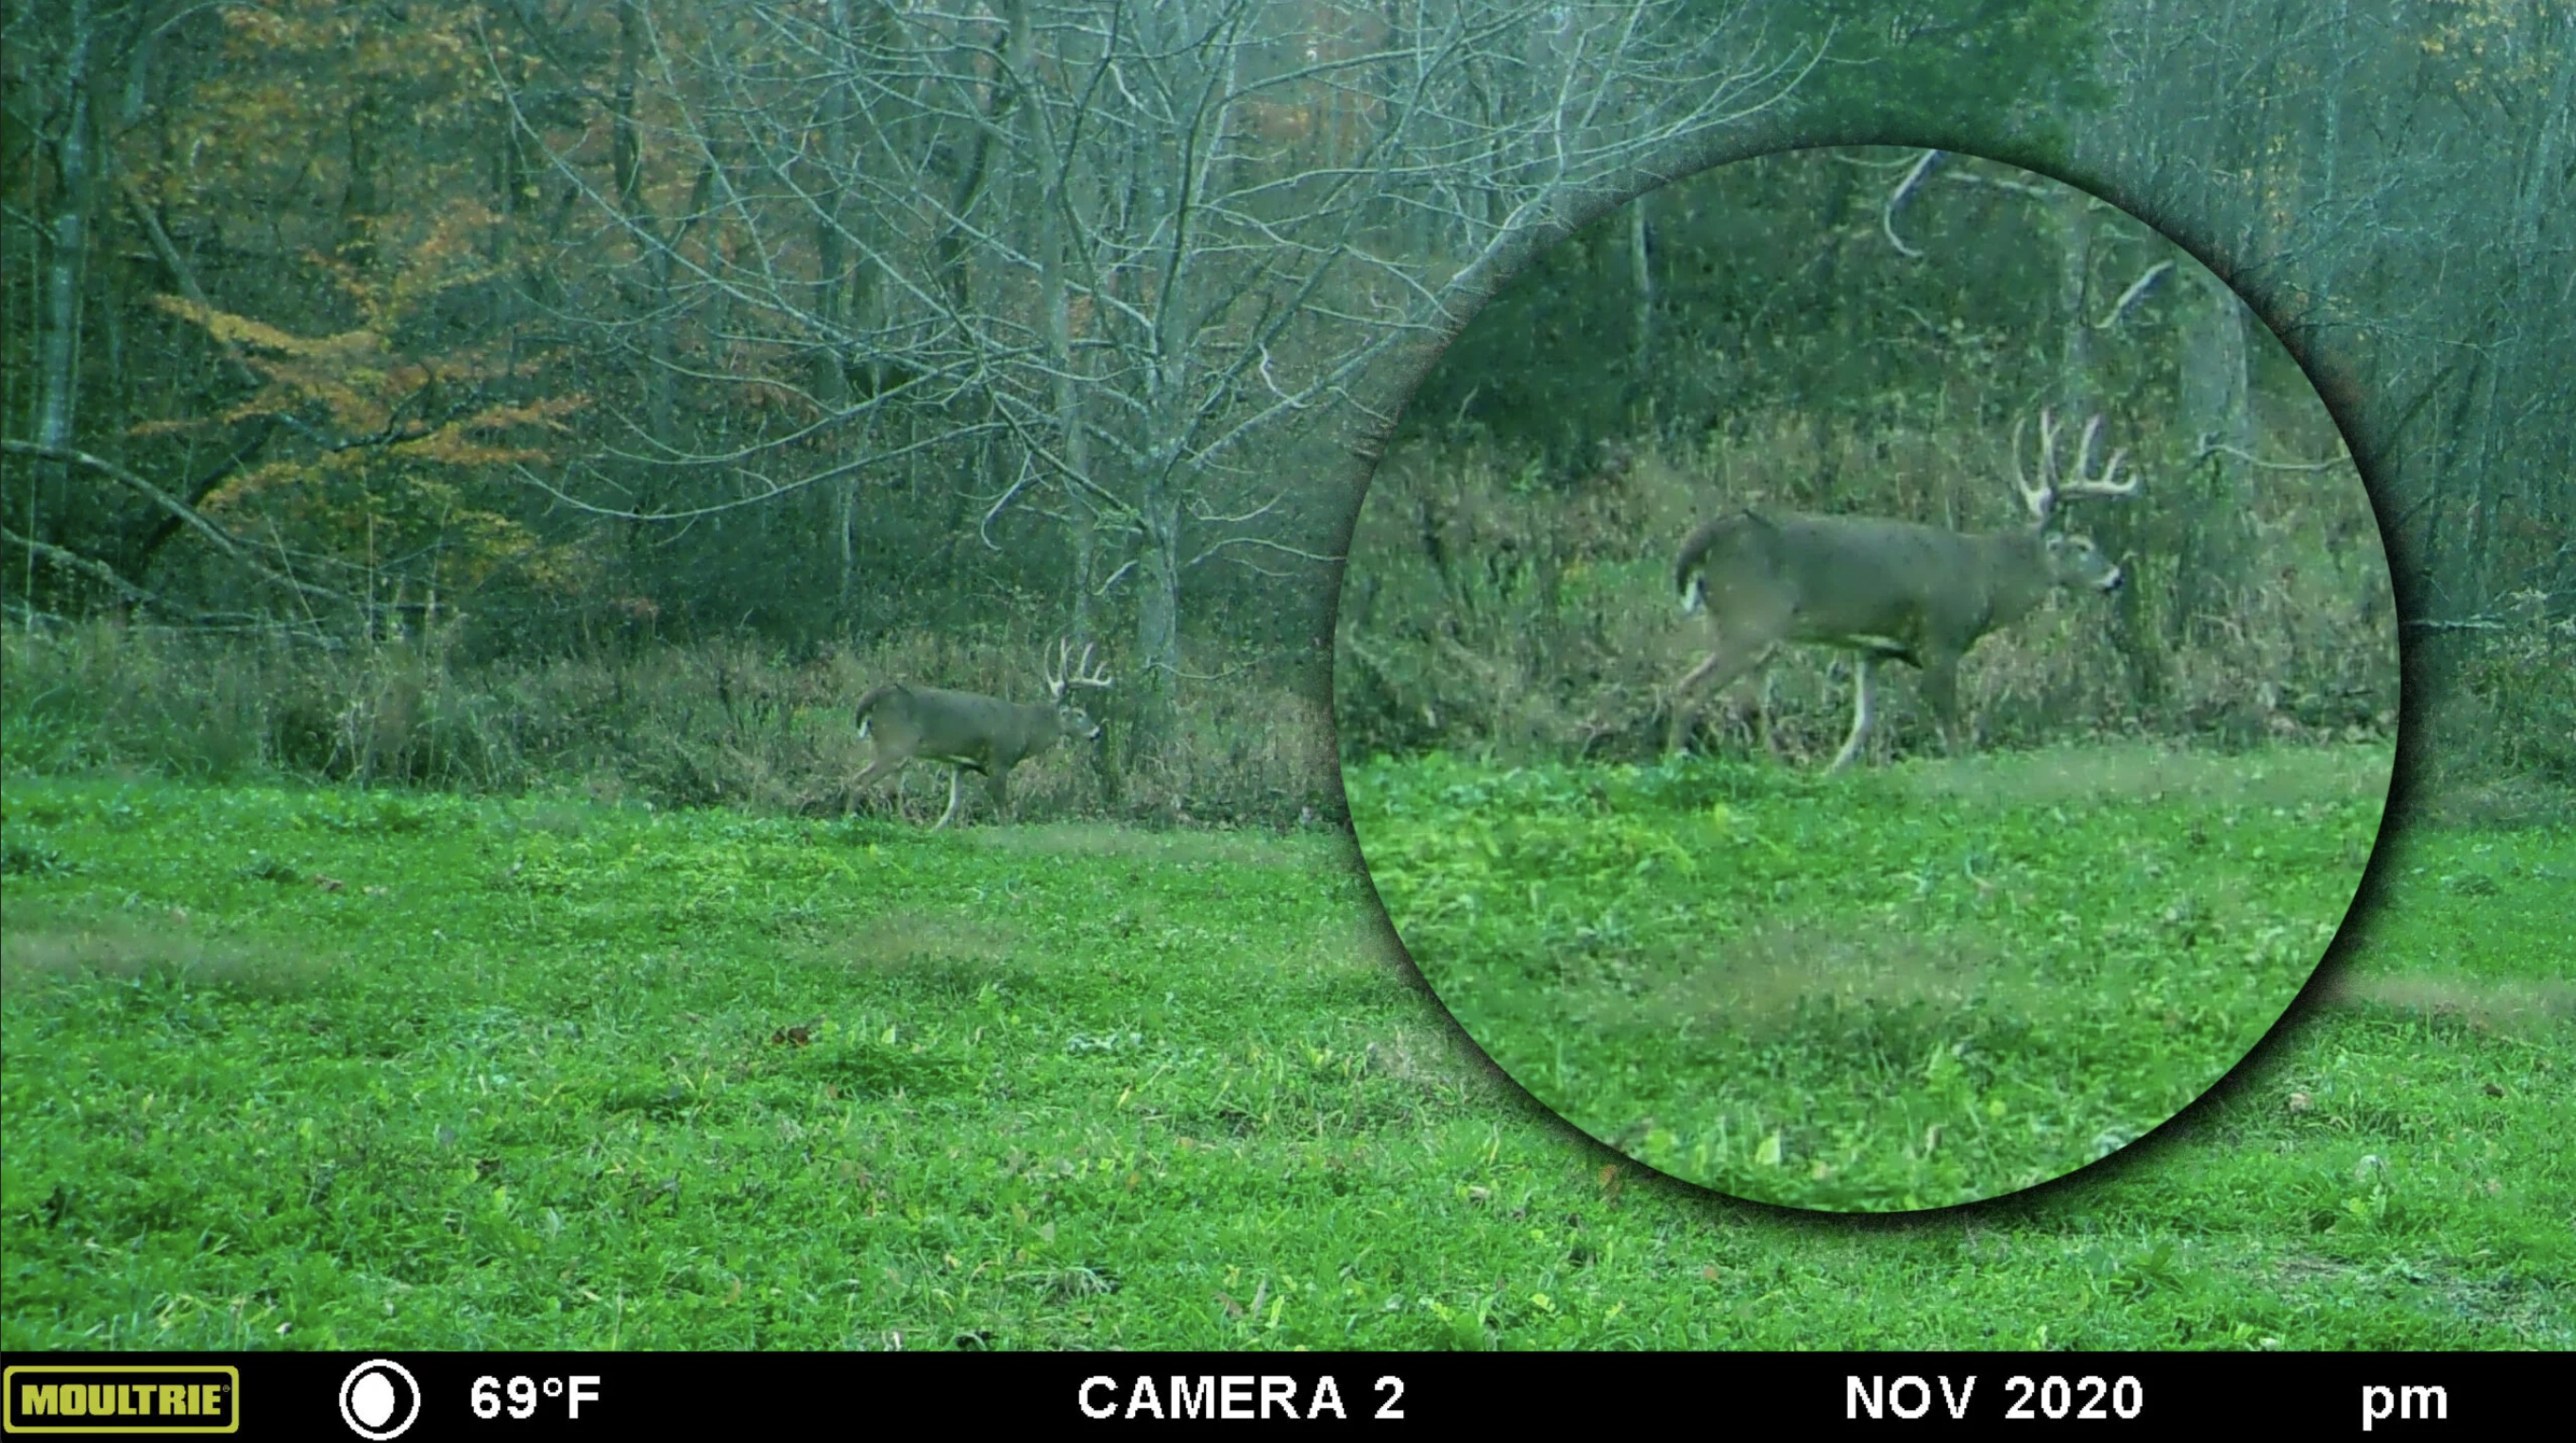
[1334, 147, 2398, 1213]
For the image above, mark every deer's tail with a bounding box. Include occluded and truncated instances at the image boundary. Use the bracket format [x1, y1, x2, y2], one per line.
[1674, 509, 1773, 612]
[853, 683, 901, 738]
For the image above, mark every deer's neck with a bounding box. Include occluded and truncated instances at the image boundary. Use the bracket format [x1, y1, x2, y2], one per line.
[1982, 528, 2057, 631]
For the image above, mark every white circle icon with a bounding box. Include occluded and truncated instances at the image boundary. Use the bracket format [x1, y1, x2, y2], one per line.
[338, 1360, 421, 1440]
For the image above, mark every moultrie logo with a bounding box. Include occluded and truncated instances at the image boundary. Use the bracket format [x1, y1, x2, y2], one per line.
[3, 1366, 241, 1435]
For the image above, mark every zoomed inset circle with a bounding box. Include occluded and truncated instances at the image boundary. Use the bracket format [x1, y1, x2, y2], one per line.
[1333, 146, 2397, 1212]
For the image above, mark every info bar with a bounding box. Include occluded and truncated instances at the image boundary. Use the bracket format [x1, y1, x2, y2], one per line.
[1, 1351, 2534, 1436]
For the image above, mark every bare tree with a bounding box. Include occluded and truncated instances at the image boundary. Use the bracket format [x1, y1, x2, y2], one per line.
[16, 0, 102, 525]
[501, 0, 1818, 755]
[2080, 0, 2576, 636]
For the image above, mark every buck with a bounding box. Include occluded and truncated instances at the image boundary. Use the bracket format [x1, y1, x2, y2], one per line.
[1668, 410, 2144, 770]
[850, 639, 1114, 827]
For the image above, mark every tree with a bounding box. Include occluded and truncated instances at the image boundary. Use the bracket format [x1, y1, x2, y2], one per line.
[2, 0, 585, 632]
[2076, 0, 2576, 631]
[503, 0, 1821, 756]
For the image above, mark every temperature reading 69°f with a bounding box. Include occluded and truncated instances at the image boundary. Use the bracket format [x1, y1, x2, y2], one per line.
[472, 1374, 602, 1421]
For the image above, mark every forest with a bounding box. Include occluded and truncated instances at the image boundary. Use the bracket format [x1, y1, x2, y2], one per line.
[5, 0, 2569, 814]
[1337, 150, 2396, 768]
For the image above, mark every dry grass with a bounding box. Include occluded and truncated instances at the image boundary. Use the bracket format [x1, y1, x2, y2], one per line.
[829, 911, 1029, 993]
[963, 821, 1320, 864]
[1593, 919, 2178, 1046]
[1652, 925, 1992, 1031]
[0, 913, 328, 999]
[2, 620, 1335, 825]
[2407, 779, 2576, 831]
[839, 910, 1022, 965]
[1892, 739, 2393, 809]
[2313, 970, 2576, 1035]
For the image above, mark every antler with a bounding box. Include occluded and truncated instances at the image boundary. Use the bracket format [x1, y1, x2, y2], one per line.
[2011, 409, 2140, 524]
[1043, 637, 1114, 701]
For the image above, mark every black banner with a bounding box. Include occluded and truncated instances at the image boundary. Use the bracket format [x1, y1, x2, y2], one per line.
[0, 1351, 2537, 1436]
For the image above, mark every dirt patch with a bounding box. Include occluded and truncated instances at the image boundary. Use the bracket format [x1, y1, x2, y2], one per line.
[1893, 742, 2391, 810]
[1634, 921, 2002, 1036]
[2313, 970, 2576, 1033]
[0, 914, 328, 999]
[834, 911, 1028, 992]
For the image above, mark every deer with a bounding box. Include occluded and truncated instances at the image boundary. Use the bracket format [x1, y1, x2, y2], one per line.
[1667, 410, 2144, 771]
[849, 638, 1114, 827]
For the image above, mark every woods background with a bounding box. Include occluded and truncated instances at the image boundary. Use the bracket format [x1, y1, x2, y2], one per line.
[5, 0, 2569, 820]
[1337, 149, 2397, 769]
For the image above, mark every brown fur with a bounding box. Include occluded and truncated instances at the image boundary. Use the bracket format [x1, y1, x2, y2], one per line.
[1669, 507, 2124, 768]
[850, 649, 1110, 826]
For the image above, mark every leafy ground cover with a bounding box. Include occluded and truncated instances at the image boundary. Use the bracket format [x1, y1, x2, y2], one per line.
[1346, 744, 2393, 1210]
[2, 772, 2565, 1350]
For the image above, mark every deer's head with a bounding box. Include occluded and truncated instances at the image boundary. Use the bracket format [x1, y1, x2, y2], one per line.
[2043, 531, 2125, 593]
[1043, 638, 1114, 740]
[2013, 410, 2142, 595]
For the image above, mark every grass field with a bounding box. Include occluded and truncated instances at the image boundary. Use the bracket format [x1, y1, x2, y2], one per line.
[2, 770, 2567, 1350]
[1344, 743, 2393, 1210]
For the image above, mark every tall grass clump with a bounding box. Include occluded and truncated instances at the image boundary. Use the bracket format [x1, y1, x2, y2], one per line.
[2, 620, 514, 789]
[2414, 593, 2576, 816]
[0, 619, 1334, 825]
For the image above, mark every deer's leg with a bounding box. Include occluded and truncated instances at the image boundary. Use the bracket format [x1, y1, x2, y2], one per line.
[1668, 636, 1777, 755]
[850, 754, 903, 817]
[931, 768, 966, 830]
[1755, 669, 1779, 757]
[1921, 654, 1964, 757]
[1827, 656, 1876, 772]
[987, 768, 1012, 824]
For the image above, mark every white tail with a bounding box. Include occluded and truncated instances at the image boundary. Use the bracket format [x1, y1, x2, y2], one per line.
[851, 639, 1114, 827]
[1669, 410, 2144, 770]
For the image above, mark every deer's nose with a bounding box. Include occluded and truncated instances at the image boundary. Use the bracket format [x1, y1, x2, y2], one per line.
[2100, 566, 2125, 592]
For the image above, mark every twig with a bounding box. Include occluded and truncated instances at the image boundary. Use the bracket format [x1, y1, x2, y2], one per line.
[120, 175, 263, 390]
[1880, 149, 1940, 260]
[2092, 262, 2174, 331]
[2192, 440, 2352, 472]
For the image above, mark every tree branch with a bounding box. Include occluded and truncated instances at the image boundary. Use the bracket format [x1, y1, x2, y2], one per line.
[1, 521, 165, 608]
[2, 440, 345, 602]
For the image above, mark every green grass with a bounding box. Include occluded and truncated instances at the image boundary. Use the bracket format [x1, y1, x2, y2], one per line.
[1345, 743, 2394, 1211]
[3, 771, 2567, 1350]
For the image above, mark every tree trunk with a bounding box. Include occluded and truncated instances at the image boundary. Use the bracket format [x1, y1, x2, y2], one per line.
[615, 0, 675, 454]
[2176, 263, 2253, 648]
[816, 7, 856, 629]
[2056, 189, 2161, 715]
[36, 0, 96, 509]
[1629, 188, 1653, 377]
[1130, 456, 1184, 769]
